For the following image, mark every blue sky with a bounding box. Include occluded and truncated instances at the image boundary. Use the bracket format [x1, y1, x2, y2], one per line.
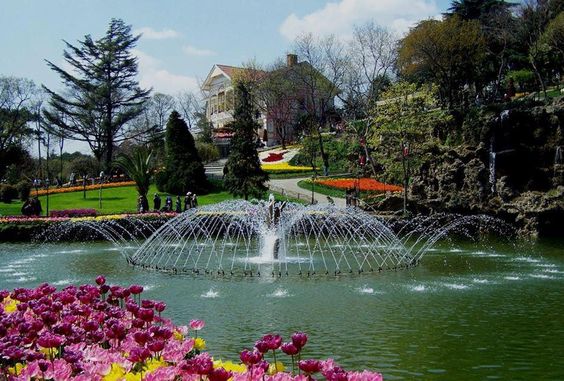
[1, 0, 453, 95]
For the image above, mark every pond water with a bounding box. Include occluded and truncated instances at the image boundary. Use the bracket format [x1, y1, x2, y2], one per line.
[0, 239, 562, 380]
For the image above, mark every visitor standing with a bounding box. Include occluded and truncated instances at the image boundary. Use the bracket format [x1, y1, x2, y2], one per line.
[184, 192, 191, 211]
[153, 193, 161, 211]
[175, 196, 182, 213]
[165, 196, 172, 211]
[192, 193, 198, 208]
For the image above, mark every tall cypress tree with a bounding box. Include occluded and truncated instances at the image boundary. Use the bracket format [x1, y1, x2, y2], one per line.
[43, 19, 150, 171]
[224, 82, 268, 200]
[157, 111, 209, 195]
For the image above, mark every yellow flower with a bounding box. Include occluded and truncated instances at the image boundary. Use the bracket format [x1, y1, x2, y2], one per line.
[103, 363, 126, 381]
[261, 162, 313, 172]
[146, 357, 166, 373]
[213, 360, 247, 373]
[8, 363, 24, 375]
[125, 372, 142, 381]
[173, 330, 184, 341]
[3, 296, 18, 314]
[194, 337, 206, 350]
[268, 361, 285, 375]
[39, 346, 59, 359]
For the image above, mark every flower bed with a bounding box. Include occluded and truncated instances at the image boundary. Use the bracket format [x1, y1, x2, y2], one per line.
[317, 178, 403, 192]
[50, 209, 97, 218]
[0, 212, 176, 225]
[262, 162, 313, 173]
[263, 151, 288, 163]
[33, 181, 136, 197]
[0, 279, 383, 380]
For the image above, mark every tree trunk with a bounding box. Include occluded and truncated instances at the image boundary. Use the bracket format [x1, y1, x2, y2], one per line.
[317, 130, 329, 176]
[530, 58, 547, 99]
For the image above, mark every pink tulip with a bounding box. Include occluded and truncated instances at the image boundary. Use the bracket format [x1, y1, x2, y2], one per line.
[291, 332, 308, 349]
[95, 275, 106, 286]
[129, 284, 143, 295]
[240, 349, 263, 365]
[299, 359, 322, 374]
[189, 319, 205, 331]
[281, 342, 299, 355]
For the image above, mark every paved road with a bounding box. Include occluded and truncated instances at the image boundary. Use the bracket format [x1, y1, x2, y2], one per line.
[268, 177, 346, 207]
[204, 162, 346, 206]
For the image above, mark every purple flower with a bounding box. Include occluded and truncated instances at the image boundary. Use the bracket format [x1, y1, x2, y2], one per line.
[208, 367, 233, 381]
[291, 332, 308, 350]
[95, 275, 106, 286]
[255, 339, 270, 354]
[281, 342, 299, 355]
[37, 332, 65, 349]
[261, 333, 282, 350]
[155, 301, 166, 313]
[240, 349, 263, 365]
[299, 359, 322, 374]
[129, 284, 144, 295]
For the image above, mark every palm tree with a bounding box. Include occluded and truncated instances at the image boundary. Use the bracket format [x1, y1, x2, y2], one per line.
[113, 148, 153, 198]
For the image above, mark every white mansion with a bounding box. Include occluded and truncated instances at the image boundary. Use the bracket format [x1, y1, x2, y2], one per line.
[200, 54, 335, 150]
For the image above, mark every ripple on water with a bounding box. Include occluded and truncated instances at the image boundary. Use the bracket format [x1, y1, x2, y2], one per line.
[356, 285, 381, 295]
[513, 257, 541, 263]
[504, 276, 521, 280]
[443, 283, 469, 290]
[472, 278, 490, 284]
[409, 284, 427, 292]
[201, 289, 219, 298]
[52, 279, 76, 286]
[268, 288, 291, 298]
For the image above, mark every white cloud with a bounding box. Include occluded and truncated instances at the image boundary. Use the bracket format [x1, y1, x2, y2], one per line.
[134, 27, 180, 40]
[182, 45, 216, 57]
[279, 0, 440, 39]
[133, 49, 199, 94]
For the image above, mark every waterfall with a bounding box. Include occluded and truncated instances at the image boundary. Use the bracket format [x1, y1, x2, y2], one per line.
[489, 141, 496, 194]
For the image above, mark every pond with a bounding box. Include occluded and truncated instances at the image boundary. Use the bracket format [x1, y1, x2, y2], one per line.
[0, 239, 562, 380]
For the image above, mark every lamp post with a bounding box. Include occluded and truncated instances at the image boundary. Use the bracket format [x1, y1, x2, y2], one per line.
[82, 175, 87, 199]
[45, 178, 50, 217]
[311, 174, 316, 205]
[99, 171, 104, 209]
[33, 178, 39, 198]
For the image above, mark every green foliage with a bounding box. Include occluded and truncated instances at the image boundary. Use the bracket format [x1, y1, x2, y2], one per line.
[398, 16, 485, 108]
[157, 111, 209, 195]
[0, 184, 18, 203]
[113, 147, 153, 198]
[43, 18, 151, 171]
[506, 69, 536, 92]
[290, 137, 355, 173]
[195, 141, 220, 163]
[370, 82, 452, 185]
[16, 180, 31, 201]
[224, 82, 269, 200]
[69, 155, 100, 177]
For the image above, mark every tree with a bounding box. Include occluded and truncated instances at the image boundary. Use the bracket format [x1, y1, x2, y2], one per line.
[113, 147, 153, 199]
[293, 33, 344, 174]
[156, 111, 209, 195]
[398, 16, 486, 108]
[0, 76, 36, 179]
[43, 18, 151, 172]
[176, 91, 201, 130]
[370, 82, 452, 214]
[224, 82, 268, 200]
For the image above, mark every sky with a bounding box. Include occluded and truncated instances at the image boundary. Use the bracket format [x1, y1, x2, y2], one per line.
[0, 0, 452, 153]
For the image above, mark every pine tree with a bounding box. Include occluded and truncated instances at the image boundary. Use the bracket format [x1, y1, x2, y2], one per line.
[156, 111, 209, 195]
[224, 82, 268, 200]
[43, 18, 150, 171]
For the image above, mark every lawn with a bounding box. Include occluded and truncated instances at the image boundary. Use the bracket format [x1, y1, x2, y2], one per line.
[0, 182, 303, 217]
[0, 184, 235, 216]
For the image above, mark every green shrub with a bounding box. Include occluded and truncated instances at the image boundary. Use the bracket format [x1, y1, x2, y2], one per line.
[196, 141, 220, 163]
[16, 180, 31, 201]
[0, 184, 18, 203]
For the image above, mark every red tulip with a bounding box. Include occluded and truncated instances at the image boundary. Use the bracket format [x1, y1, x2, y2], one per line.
[281, 342, 299, 355]
[299, 359, 322, 374]
[291, 332, 308, 349]
[95, 275, 106, 286]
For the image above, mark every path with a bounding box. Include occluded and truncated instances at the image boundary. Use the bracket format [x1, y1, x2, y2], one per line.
[204, 162, 346, 206]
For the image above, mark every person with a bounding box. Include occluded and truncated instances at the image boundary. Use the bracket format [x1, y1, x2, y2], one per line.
[31, 197, 42, 216]
[175, 196, 182, 213]
[165, 196, 173, 212]
[141, 195, 149, 213]
[192, 193, 198, 208]
[153, 193, 161, 211]
[21, 198, 34, 216]
[184, 192, 192, 211]
[222, 166, 228, 179]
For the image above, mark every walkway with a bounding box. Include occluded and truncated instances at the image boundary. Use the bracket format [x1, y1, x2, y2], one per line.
[204, 162, 346, 206]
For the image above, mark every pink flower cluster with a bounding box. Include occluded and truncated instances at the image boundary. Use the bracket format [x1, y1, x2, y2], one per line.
[50, 209, 97, 218]
[0, 278, 383, 381]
